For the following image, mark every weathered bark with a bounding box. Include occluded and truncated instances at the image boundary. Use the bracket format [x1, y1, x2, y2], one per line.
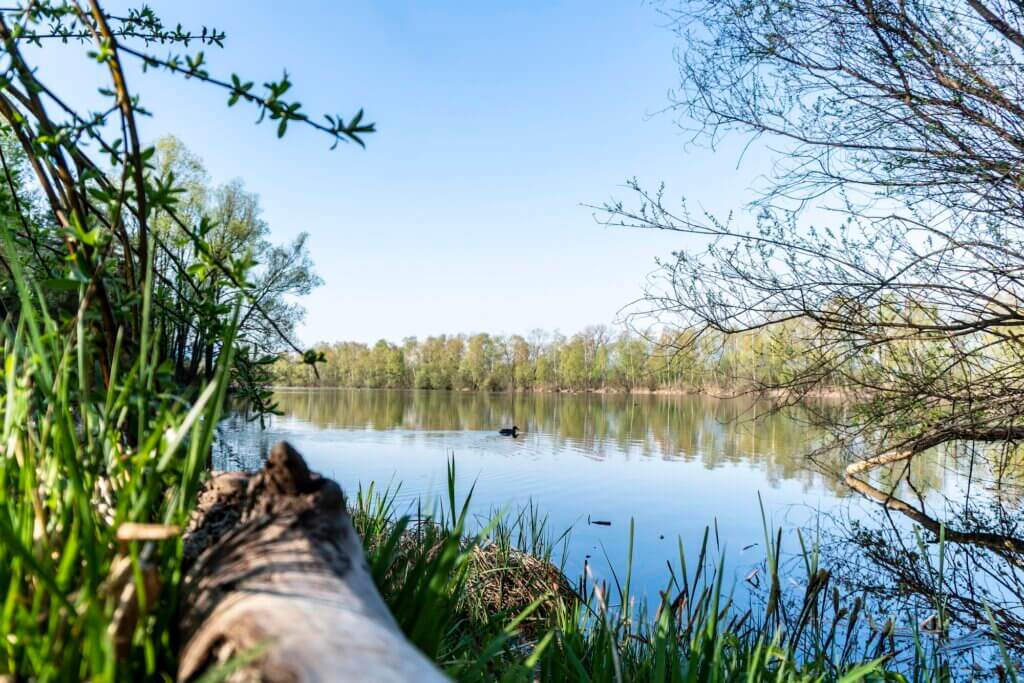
[177, 441, 447, 682]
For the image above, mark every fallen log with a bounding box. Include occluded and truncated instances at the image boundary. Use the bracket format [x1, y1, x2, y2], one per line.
[177, 441, 447, 682]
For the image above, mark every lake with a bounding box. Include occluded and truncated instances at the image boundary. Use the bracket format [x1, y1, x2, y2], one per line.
[216, 388, 970, 605]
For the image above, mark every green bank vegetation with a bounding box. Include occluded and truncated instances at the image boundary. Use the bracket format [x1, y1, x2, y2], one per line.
[270, 324, 819, 393]
[0, 274, 924, 679]
[351, 467, 938, 682]
[0, 2, 366, 678]
[0, 225, 234, 677]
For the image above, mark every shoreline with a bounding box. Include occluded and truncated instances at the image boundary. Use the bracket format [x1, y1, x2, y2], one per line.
[266, 384, 855, 401]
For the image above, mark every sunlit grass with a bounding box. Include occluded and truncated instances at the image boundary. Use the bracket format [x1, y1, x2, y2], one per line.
[350, 469, 968, 682]
[0, 234, 236, 680]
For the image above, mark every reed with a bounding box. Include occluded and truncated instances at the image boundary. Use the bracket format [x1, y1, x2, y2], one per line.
[0, 233, 237, 678]
[350, 467, 981, 682]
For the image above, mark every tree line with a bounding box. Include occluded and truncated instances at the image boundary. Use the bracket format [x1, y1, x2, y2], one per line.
[271, 323, 821, 392]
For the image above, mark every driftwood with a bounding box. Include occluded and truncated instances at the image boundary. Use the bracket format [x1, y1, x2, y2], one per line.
[177, 441, 446, 682]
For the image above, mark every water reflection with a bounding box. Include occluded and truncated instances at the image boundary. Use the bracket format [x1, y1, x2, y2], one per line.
[220, 392, 976, 591]
[215, 389, 1024, 669]
[245, 388, 962, 497]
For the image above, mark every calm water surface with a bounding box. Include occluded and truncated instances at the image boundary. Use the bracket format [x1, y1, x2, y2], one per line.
[216, 388, 968, 601]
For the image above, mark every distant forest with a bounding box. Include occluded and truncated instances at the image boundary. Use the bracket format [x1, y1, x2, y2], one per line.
[271, 324, 816, 392]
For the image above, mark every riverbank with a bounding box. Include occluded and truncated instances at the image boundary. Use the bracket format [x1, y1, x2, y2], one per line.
[182, 443, 919, 679]
[269, 384, 856, 401]
[337, 455, 953, 679]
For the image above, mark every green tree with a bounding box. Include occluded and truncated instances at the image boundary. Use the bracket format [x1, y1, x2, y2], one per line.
[510, 334, 533, 388]
[150, 137, 322, 384]
[559, 336, 588, 390]
[461, 333, 495, 389]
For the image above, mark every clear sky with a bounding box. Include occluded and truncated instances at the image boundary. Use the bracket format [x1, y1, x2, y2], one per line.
[35, 1, 770, 345]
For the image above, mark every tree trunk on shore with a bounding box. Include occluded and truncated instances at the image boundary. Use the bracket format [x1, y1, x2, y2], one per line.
[177, 441, 446, 682]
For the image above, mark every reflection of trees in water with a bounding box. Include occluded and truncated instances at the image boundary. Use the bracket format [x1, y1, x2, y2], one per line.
[824, 501, 1024, 659]
[248, 390, 1024, 658]
[270, 389, 966, 497]
[823, 442, 1024, 657]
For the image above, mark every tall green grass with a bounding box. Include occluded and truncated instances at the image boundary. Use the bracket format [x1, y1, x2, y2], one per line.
[0, 233, 236, 679]
[349, 469, 971, 682]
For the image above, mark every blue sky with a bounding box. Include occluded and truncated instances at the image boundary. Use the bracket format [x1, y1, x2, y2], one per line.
[35, 1, 769, 345]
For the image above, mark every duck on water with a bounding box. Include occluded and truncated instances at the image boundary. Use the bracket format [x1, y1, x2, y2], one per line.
[499, 425, 520, 437]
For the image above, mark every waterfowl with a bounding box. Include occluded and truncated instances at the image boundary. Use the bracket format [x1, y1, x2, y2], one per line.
[498, 425, 520, 437]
